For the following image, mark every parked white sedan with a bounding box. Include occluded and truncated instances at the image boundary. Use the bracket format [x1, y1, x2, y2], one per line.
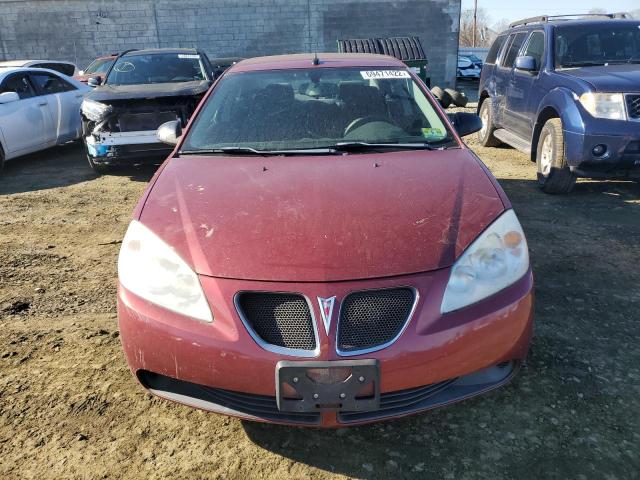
[0, 67, 91, 171]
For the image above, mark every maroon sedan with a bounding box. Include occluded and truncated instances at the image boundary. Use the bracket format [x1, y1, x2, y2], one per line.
[117, 53, 534, 427]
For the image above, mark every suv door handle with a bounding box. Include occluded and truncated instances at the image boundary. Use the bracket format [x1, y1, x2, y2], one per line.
[38, 101, 48, 106]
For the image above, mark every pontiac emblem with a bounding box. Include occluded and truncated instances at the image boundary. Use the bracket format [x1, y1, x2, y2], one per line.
[317, 296, 336, 335]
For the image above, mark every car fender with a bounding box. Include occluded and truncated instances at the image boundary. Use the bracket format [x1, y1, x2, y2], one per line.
[535, 87, 584, 135]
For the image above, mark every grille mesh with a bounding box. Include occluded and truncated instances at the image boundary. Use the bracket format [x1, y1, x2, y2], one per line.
[237, 292, 316, 351]
[627, 95, 640, 119]
[338, 288, 415, 353]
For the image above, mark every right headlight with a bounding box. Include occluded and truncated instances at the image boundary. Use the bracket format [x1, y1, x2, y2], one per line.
[118, 220, 213, 322]
[441, 209, 529, 314]
[578, 92, 627, 120]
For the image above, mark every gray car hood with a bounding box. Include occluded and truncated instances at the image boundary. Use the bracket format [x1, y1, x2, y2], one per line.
[86, 80, 211, 102]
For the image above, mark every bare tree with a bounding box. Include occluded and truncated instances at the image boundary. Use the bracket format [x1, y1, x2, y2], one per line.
[459, 7, 493, 47]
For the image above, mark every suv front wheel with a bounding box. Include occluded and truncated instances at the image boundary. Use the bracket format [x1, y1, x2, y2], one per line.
[536, 118, 576, 194]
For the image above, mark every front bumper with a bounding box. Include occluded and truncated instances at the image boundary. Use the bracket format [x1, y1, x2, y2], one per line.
[118, 268, 534, 427]
[564, 128, 640, 177]
[85, 131, 172, 166]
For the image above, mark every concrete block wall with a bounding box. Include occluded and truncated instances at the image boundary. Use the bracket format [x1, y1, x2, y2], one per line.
[0, 0, 461, 87]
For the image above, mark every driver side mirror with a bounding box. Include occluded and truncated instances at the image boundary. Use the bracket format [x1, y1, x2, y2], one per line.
[0, 91, 20, 104]
[515, 55, 537, 72]
[157, 120, 182, 146]
[448, 112, 483, 137]
[87, 76, 102, 87]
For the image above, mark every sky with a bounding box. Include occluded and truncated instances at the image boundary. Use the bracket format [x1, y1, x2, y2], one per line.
[460, 0, 639, 25]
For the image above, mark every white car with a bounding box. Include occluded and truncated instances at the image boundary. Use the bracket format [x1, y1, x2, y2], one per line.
[457, 56, 481, 79]
[0, 68, 91, 171]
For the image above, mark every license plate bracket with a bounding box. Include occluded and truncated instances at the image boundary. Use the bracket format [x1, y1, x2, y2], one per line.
[276, 360, 380, 413]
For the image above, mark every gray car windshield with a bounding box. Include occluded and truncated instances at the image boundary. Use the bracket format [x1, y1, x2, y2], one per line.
[182, 67, 454, 153]
[106, 53, 206, 85]
[555, 23, 640, 68]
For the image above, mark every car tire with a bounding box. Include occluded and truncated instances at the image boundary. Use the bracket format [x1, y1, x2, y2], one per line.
[536, 118, 576, 194]
[446, 88, 468, 108]
[431, 86, 452, 109]
[477, 98, 501, 147]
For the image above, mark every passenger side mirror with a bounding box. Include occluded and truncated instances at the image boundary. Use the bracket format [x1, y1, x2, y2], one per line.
[0, 91, 20, 104]
[87, 76, 102, 87]
[515, 56, 537, 72]
[157, 120, 182, 146]
[449, 112, 483, 137]
[78, 70, 85, 75]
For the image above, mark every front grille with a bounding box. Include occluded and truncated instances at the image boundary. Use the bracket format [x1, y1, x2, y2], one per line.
[338, 379, 455, 423]
[627, 94, 640, 119]
[237, 292, 316, 351]
[138, 371, 320, 425]
[337, 288, 416, 353]
[118, 111, 179, 131]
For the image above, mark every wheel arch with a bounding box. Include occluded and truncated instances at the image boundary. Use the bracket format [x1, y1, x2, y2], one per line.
[531, 87, 583, 162]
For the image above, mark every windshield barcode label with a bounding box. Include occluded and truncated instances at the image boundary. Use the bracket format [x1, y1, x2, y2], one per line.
[360, 70, 411, 80]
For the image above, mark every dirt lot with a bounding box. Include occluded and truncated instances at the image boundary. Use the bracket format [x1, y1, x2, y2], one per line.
[1, 113, 639, 479]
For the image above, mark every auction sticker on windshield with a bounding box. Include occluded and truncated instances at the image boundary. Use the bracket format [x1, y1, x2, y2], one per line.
[360, 70, 411, 80]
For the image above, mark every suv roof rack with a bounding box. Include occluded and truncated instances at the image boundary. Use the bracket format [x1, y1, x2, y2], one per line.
[509, 12, 631, 28]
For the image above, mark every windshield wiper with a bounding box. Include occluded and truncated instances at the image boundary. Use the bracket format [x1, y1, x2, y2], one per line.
[179, 146, 337, 156]
[559, 61, 607, 68]
[331, 141, 439, 152]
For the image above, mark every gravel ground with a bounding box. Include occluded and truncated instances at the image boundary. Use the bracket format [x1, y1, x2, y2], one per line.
[1, 115, 639, 479]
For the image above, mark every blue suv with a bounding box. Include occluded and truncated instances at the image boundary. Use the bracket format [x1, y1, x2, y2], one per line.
[478, 14, 640, 193]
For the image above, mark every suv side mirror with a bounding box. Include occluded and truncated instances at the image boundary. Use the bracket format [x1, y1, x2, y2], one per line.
[157, 120, 182, 146]
[0, 92, 20, 104]
[87, 76, 102, 87]
[449, 112, 483, 137]
[515, 56, 537, 72]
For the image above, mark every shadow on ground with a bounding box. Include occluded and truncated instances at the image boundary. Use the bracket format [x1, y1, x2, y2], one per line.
[0, 141, 158, 194]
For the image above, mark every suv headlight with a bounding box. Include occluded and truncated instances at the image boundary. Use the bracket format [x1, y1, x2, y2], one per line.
[81, 99, 113, 122]
[118, 220, 213, 322]
[441, 210, 529, 314]
[578, 92, 627, 120]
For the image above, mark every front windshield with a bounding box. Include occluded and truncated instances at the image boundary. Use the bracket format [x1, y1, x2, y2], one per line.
[555, 23, 640, 68]
[106, 53, 205, 85]
[182, 67, 454, 152]
[85, 58, 114, 75]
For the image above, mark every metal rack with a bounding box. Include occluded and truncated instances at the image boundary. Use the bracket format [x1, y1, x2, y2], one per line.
[509, 12, 631, 29]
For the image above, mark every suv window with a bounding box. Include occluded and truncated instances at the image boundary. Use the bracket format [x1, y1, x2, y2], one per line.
[30, 72, 76, 94]
[524, 31, 545, 70]
[0, 74, 35, 99]
[503, 32, 528, 68]
[486, 35, 507, 64]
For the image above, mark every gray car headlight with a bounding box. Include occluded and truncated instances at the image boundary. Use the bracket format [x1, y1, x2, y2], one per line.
[441, 209, 529, 314]
[118, 220, 213, 322]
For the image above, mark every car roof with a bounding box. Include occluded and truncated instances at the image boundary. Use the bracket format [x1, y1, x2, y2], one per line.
[0, 66, 79, 80]
[0, 59, 76, 67]
[123, 48, 200, 57]
[230, 53, 406, 73]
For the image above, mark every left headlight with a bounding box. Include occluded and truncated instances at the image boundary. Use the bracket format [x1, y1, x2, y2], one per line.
[578, 92, 627, 120]
[441, 209, 529, 314]
[118, 220, 213, 322]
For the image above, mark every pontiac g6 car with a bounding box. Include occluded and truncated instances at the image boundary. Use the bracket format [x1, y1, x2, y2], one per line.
[117, 53, 534, 427]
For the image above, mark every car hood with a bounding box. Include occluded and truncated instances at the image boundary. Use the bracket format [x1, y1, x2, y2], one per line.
[139, 150, 505, 282]
[86, 80, 211, 102]
[557, 64, 640, 93]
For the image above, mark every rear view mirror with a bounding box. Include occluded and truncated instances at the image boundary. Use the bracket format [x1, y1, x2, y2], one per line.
[87, 76, 102, 87]
[0, 92, 20, 104]
[157, 120, 182, 146]
[449, 112, 483, 137]
[515, 56, 537, 72]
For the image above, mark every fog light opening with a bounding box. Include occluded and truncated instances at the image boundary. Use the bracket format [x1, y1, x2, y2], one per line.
[592, 144, 608, 158]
